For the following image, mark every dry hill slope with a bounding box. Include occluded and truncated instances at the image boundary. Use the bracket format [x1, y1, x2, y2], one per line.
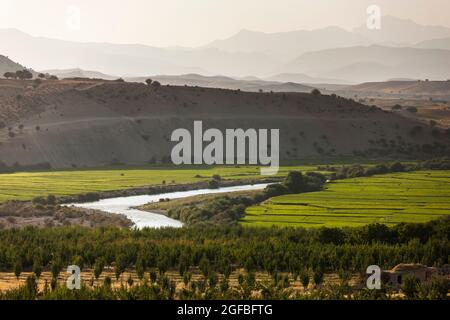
[0, 79, 448, 169]
[0, 55, 33, 76]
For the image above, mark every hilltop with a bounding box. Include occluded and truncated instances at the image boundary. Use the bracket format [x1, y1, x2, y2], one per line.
[0, 79, 448, 170]
[127, 74, 314, 93]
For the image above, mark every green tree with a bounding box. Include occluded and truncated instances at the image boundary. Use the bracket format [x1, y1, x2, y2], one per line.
[72, 255, 84, 270]
[14, 259, 22, 279]
[199, 255, 210, 277]
[127, 274, 134, 287]
[51, 260, 61, 279]
[93, 258, 105, 280]
[149, 270, 157, 283]
[32, 258, 43, 278]
[114, 254, 127, 280]
[313, 269, 324, 287]
[283, 171, 305, 193]
[300, 271, 309, 290]
[136, 257, 145, 280]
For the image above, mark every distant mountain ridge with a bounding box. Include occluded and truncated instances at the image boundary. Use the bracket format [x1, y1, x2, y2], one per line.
[204, 26, 370, 60]
[0, 28, 276, 77]
[416, 37, 450, 50]
[41, 68, 118, 80]
[126, 74, 315, 93]
[283, 45, 450, 83]
[354, 15, 450, 44]
[1, 16, 450, 82]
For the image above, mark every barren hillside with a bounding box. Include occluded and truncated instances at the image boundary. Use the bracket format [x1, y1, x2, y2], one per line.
[0, 79, 448, 170]
[0, 55, 32, 76]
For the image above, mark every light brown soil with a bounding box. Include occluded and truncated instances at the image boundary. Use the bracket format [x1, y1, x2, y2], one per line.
[0, 200, 132, 229]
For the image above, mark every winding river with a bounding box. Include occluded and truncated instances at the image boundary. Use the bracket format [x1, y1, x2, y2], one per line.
[67, 183, 269, 229]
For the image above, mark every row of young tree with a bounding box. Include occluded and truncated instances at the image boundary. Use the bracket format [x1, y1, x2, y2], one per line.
[0, 217, 448, 300]
[0, 217, 448, 283]
[1, 269, 448, 300]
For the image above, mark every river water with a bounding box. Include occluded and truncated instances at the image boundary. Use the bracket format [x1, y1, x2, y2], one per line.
[66, 183, 269, 229]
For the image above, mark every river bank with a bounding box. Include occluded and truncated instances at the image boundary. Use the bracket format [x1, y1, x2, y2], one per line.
[67, 183, 271, 228]
[56, 177, 282, 204]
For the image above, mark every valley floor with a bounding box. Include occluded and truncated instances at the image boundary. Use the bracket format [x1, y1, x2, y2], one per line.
[243, 170, 450, 228]
[0, 165, 326, 203]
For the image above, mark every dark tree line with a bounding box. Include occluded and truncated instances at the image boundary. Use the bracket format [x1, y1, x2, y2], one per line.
[0, 217, 448, 278]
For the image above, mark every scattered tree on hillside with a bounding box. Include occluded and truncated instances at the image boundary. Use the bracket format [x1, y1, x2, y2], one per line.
[151, 81, 161, 89]
[3, 72, 16, 79]
[311, 88, 321, 96]
[406, 106, 418, 113]
[145, 78, 153, 85]
[16, 69, 33, 80]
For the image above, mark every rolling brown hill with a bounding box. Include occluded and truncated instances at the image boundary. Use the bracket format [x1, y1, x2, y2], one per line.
[0, 79, 448, 170]
[127, 74, 314, 93]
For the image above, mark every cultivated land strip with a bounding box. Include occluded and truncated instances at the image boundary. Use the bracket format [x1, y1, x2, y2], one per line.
[243, 170, 450, 228]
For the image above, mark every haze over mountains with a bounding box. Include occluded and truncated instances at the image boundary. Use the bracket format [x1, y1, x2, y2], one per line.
[282, 46, 450, 83]
[1, 16, 450, 83]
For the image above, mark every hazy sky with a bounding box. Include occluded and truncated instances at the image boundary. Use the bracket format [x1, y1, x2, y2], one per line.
[1, 0, 449, 47]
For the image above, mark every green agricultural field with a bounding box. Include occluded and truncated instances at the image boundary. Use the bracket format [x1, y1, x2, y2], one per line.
[243, 170, 450, 228]
[0, 165, 324, 203]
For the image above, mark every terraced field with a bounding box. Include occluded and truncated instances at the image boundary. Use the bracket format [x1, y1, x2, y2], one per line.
[0, 165, 325, 202]
[243, 171, 450, 228]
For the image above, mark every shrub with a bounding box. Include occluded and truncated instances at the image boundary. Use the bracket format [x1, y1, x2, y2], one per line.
[208, 179, 220, 189]
[77, 192, 100, 203]
[417, 276, 450, 300]
[406, 106, 418, 113]
[390, 162, 405, 172]
[32, 196, 47, 205]
[311, 88, 321, 96]
[401, 275, 420, 299]
[151, 81, 161, 89]
[46, 195, 56, 205]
